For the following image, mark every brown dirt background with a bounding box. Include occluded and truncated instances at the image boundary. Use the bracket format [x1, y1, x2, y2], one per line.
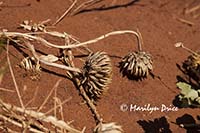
[0, 0, 200, 132]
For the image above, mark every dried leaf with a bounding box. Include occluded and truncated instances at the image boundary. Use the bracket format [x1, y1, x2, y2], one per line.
[39, 54, 59, 63]
[175, 42, 183, 48]
[94, 122, 123, 133]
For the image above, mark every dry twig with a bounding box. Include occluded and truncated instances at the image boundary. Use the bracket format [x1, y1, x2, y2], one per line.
[37, 79, 62, 112]
[175, 17, 194, 26]
[25, 86, 39, 107]
[53, 0, 77, 26]
[0, 98, 82, 133]
[0, 87, 14, 92]
[6, 40, 24, 109]
[72, 0, 103, 15]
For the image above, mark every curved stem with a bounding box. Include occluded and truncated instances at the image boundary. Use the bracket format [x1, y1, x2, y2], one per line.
[136, 29, 143, 51]
[1, 30, 143, 51]
[175, 42, 198, 55]
[25, 41, 81, 73]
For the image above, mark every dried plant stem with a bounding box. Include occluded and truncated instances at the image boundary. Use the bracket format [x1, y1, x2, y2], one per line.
[175, 42, 198, 55]
[26, 42, 81, 73]
[176, 17, 194, 26]
[25, 86, 39, 107]
[0, 126, 19, 133]
[1, 30, 141, 50]
[65, 37, 102, 124]
[48, 30, 142, 49]
[76, 80, 102, 123]
[0, 87, 14, 92]
[136, 29, 143, 51]
[6, 41, 24, 109]
[54, 87, 57, 118]
[44, 97, 72, 115]
[38, 79, 62, 112]
[0, 114, 45, 133]
[0, 99, 82, 133]
[72, 0, 103, 15]
[53, 0, 77, 26]
[185, 4, 200, 14]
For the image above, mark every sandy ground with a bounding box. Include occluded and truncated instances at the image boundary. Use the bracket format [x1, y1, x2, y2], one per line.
[0, 0, 200, 132]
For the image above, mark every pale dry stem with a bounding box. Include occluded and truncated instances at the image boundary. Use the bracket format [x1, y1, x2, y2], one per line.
[175, 42, 198, 55]
[1, 30, 142, 50]
[0, 114, 45, 133]
[72, 0, 103, 15]
[44, 97, 72, 115]
[0, 87, 14, 92]
[25, 42, 81, 73]
[53, 0, 77, 26]
[37, 79, 62, 112]
[6, 41, 24, 109]
[0, 98, 82, 133]
[25, 86, 39, 107]
[185, 4, 200, 14]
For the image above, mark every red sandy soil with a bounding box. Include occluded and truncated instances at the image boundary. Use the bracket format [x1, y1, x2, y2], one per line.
[0, 0, 200, 132]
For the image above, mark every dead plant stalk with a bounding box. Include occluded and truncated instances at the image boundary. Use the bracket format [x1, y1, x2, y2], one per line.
[6, 41, 24, 109]
[0, 99, 82, 133]
[1, 30, 141, 49]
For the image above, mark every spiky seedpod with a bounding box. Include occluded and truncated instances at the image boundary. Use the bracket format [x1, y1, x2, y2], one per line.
[81, 51, 112, 101]
[94, 122, 123, 133]
[119, 51, 153, 79]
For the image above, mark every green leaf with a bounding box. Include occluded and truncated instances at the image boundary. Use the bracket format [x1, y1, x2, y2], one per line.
[177, 82, 198, 100]
[176, 82, 200, 107]
[176, 82, 192, 95]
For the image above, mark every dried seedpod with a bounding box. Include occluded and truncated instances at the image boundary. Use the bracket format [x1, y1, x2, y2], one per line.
[175, 42, 200, 84]
[81, 51, 112, 101]
[20, 19, 50, 32]
[94, 122, 123, 133]
[119, 30, 153, 80]
[19, 56, 41, 80]
[120, 51, 153, 79]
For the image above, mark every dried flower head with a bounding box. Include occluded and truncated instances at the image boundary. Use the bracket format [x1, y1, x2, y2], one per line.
[175, 42, 200, 84]
[183, 52, 200, 84]
[20, 57, 40, 71]
[19, 56, 41, 80]
[81, 51, 112, 101]
[94, 122, 123, 133]
[184, 52, 200, 70]
[118, 29, 153, 80]
[119, 51, 153, 79]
